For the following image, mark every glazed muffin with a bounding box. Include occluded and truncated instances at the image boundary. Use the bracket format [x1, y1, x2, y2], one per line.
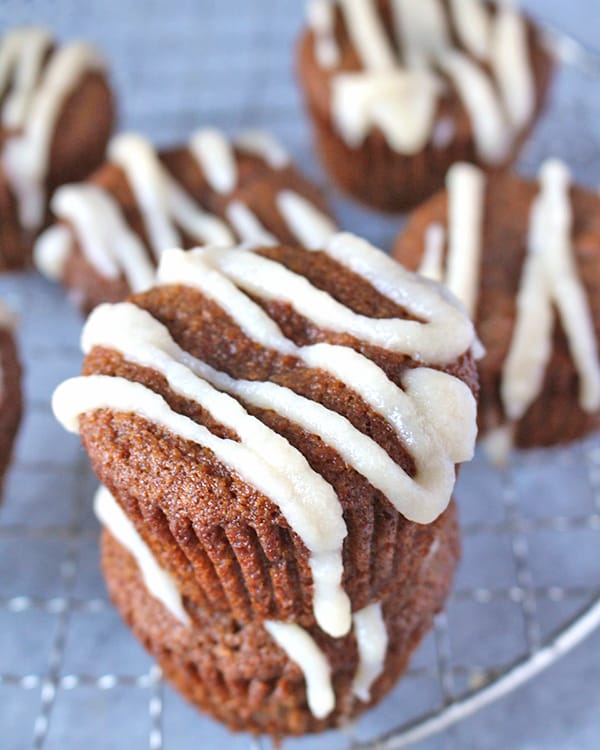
[393, 160, 600, 460]
[0, 303, 22, 491]
[0, 27, 115, 269]
[297, 0, 553, 212]
[53, 233, 478, 734]
[35, 129, 336, 313]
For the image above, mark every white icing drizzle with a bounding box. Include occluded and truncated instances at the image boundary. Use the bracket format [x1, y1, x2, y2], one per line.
[445, 163, 485, 317]
[225, 201, 277, 246]
[436, 50, 511, 164]
[307, 0, 341, 69]
[156, 242, 476, 521]
[108, 134, 180, 258]
[352, 602, 388, 702]
[265, 621, 335, 719]
[0, 28, 53, 130]
[502, 160, 600, 421]
[339, 0, 396, 70]
[47, 184, 156, 292]
[276, 190, 337, 249]
[188, 127, 237, 194]
[94, 486, 190, 625]
[390, 0, 449, 69]
[320, 0, 534, 162]
[491, 2, 536, 130]
[332, 69, 440, 154]
[33, 223, 73, 281]
[194, 235, 474, 364]
[448, 0, 491, 59]
[418, 223, 445, 282]
[234, 129, 291, 169]
[2, 41, 105, 231]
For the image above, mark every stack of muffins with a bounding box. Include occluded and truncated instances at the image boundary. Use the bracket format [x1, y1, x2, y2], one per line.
[0, 0, 599, 742]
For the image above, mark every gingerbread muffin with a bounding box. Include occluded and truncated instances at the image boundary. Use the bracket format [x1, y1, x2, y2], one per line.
[35, 129, 336, 313]
[0, 303, 22, 492]
[0, 27, 115, 269]
[393, 160, 600, 460]
[53, 233, 478, 734]
[297, 0, 553, 212]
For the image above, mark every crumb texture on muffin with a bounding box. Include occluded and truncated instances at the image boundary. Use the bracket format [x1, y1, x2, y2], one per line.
[395, 159, 600, 456]
[53, 234, 477, 730]
[34, 129, 336, 310]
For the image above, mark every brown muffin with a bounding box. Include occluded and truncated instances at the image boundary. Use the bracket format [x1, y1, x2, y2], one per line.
[101, 499, 459, 736]
[53, 233, 478, 734]
[34, 129, 336, 314]
[393, 160, 600, 456]
[0, 306, 22, 491]
[0, 27, 115, 269]
[297, 0, 553, 212]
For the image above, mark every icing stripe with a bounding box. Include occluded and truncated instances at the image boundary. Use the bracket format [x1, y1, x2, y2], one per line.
[448, 0, 491, 59]
[265, 621, 335, 719]
[0, 28, 53, 130]
[108, 134, 180, 257]
[2, 42, 106, 230]
[276, 190, 337, 249]
[339, 0, 396, 70]
[234, 129, 291, 169]
[502, 160, 600, 420]
[390, 0, 449, 69]
[437, 50, 511, 164]
[225, 201, 277, 246]
[352, 602, 388, 702]
[445, 162, 485, 317]
[95, 486, 189, 625]
[332, 69, 440, 154]
[34, 223, 72, 281]
[307, 0, 340, 69]
[189, 128, 237, 194]
[491, 4, 535, 129]
[418, 223, 445, 282]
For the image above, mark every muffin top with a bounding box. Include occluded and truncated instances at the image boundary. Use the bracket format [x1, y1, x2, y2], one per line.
[394, 160, 600, 456]
[35, 129, 337, 310]
[0, 27, 109, 232]
[299, 0, 552, 161]
[53, 234, 478, 637]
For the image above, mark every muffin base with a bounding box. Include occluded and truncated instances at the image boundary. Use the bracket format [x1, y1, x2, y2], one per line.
[101, 502, 460, 737]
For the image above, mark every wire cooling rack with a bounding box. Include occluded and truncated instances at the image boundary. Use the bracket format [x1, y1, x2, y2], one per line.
[0, 1, 599, 749]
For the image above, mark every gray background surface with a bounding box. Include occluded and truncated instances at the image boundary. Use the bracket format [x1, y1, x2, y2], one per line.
[0, 1, 599, 749]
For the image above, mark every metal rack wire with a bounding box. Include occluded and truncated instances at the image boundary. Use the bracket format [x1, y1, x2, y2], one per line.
[0, 1, 599, 748]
